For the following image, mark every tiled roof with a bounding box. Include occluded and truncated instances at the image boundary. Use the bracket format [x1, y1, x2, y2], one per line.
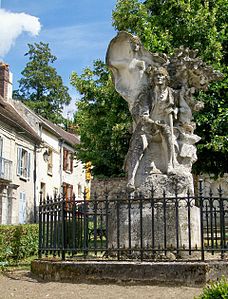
[40, 116, 80, 146]
[0, 96, 42, 143]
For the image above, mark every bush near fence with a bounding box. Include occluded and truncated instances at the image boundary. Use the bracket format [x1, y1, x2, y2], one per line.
[0, 224, 39, 267]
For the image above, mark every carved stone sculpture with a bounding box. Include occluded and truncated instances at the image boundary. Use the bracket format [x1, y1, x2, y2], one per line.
[106, 31, 222, 192]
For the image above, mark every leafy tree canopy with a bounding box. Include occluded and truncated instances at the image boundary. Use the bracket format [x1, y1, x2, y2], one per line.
[13, 42, 71, 124]
[71, 60, 131, 177]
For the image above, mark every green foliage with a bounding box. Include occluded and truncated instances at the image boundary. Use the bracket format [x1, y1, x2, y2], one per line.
[196, 276, 228, 299]
[71, 60, 131, 177]
[13, 42, 71, 124]
[0, 224, 39, 268]
[113, 0, 228, 176]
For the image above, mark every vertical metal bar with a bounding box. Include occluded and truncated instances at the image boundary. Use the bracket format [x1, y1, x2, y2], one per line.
[105, 190, 109, 253]
[205, 203, 209, 247]
[214, 206, 218, 248]
[209, 189, 214, 255]
[57, 195, 61, 257]
[53, 193, 57, 257]
[187, 189, 191, 255]
[218, 186, 225, 259]
[139, 192, 143, 261]
[163, 190, 167, 256]
[175, 188, 179, 257]
[83, 191, 88, 258]
[42, 194, 46, 256]
[61, 197, 66, 260]
[45, 195, 50, 257]
[100, 207, 104, 250]
[94, 193, 98, 255]
[116, 194, 120, 261]
[128, 192, 132, 257]
[50, 196, 54, 255]
[151, 186, 155, 256]
[199, 179, 205, 261]
[38, 192, 43, 259]
[72, 194, 76, 255]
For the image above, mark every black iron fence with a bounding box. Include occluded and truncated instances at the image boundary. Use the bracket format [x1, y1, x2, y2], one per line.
[38, 182, 227, 261]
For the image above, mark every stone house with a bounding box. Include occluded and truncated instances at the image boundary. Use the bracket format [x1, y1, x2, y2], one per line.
[0, 96, 42, 224]
[0, 62, 90, 224]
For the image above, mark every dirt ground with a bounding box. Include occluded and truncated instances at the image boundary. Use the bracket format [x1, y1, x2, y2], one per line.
[0, 270, 203, 299]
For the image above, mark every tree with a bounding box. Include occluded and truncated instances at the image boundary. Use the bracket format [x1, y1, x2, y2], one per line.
[14, 42, 71, 124]
[71, 60, 131, 177]
[112, 0, 228, 177]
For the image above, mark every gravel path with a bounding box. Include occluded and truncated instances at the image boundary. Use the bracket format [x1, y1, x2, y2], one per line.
[0, 270, 203, 299]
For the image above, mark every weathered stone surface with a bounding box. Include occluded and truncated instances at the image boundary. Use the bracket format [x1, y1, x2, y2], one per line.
[31, 260, 228, 286]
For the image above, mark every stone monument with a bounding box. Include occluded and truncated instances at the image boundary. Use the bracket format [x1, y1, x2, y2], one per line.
[105, 32, 222, 253]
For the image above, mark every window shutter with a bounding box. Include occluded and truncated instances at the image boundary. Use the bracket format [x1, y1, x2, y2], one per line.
[27, 152, 31, 179]
[63, 149, 67, 171]
[70, 153, 73, 172]
[0, 137, 3, 156]
[17, 147, 22, 176]
[69, 185, 73, 199]
[63, 183, 67, 198]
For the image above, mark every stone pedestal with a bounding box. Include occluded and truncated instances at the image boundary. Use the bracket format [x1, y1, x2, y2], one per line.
[108, 173, 201, 256]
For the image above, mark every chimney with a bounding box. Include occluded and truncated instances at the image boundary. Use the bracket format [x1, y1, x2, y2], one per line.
[0, 62, 13, 100]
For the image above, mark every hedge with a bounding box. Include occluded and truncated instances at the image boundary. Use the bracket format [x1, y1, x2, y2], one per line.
[0, 224, 39, 266]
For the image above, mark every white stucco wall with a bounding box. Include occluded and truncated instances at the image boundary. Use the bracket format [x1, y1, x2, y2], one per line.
[0, 120, 36, 224]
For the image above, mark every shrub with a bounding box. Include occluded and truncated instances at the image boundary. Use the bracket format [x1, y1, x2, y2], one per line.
[0, 224, 39, 266]
[196, 276, 228, 299]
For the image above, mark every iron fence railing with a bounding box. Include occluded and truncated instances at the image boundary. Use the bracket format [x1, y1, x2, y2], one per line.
[38, 182, 227, 262]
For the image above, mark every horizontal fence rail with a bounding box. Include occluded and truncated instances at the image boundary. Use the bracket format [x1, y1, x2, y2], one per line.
[38, 185, 228, 262]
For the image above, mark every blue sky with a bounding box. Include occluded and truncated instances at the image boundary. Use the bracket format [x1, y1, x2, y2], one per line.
[1, 0, 117, 117]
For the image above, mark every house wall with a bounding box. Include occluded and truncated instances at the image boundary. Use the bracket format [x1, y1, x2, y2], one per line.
[0, 120, 35, 224]
[36, 128, 61, 201]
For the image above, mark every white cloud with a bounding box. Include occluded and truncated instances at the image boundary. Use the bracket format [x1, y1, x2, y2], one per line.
[0, 9, 41, 57]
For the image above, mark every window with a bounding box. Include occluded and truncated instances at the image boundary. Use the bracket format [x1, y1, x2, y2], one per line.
[63, 148, 73, 173]
[17, 147, 31, 179]
[78, 184, 82, 197]
[63, 183, 73, 200]
[19, 192, 26, 224]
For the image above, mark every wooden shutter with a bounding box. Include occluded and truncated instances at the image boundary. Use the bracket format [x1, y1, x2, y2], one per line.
[63, 148, 67, 171]
[63, 183, 67, 198]
[70, 153, 73, 173]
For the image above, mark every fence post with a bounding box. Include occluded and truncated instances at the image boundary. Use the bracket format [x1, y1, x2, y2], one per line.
[218, 185, 225, 259]
[163, 189, 167, 256]
[38, 191, 43, 259]
[83, 190, 88, 258]
[199, 179, 205, 261]
[139, 192, 143, 261]
[105, 190, 109, 253]
[61, 196, 66, 260]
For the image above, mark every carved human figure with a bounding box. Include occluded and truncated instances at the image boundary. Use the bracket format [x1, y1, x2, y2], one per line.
[125, 67, 179, 190]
